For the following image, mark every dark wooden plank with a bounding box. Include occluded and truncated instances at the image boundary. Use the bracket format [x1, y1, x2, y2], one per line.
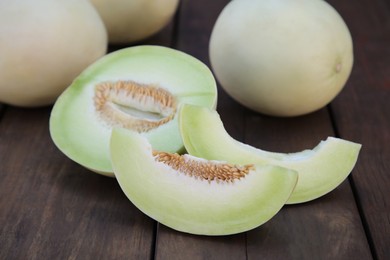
[156, 226, 246, 260]
[155, 0, 374, 259]
[0, 104, 5, 122]
[173, 0, 224, 65]
[2, 0, 386, 259]
[245, 110, 372, 259]
[0, 107, 155, 259]
[0, 9, 178, 258]
[154, 0, 249, 259]
[239, 0, 374, 257]
[328, 0, 390, 259]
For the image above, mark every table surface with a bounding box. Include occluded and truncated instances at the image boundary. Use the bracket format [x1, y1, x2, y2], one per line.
[1, 0, 389, 259]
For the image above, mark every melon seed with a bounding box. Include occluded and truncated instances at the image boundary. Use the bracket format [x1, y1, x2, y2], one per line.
[94, 80, 177, 132]
[153, 151, 254, 183]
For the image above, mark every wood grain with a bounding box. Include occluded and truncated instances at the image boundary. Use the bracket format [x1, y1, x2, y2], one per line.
[0, 0, 388, 259]
[0, 107, 155, 259]
[244, 110, 372, 260]
[153, 1, 249, 259]
[328, 0, 390, 259]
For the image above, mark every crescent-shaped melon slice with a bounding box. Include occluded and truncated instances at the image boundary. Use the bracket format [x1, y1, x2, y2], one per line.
[179, 104, 362, 204]
[110, 128, 298, 235]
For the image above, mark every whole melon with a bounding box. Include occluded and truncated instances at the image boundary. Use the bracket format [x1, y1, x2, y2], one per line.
[90, 0, 180, 44]
[209, 0, 353, 116]
[0, 0, 107, 107]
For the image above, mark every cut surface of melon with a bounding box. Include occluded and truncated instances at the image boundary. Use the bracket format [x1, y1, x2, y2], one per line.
[110, 128, 298, 235]
[49, 46, 217, 176]
[179, 104, 362, 204]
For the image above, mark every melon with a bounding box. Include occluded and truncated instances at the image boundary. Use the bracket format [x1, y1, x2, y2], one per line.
[49, 46, 217, 176]
[179, 104, 362, 204]
[90, 0, 180, 44]
[209, 0, 353, 116]
[0, 0, 107, 107]
[110, 127, 298, 235]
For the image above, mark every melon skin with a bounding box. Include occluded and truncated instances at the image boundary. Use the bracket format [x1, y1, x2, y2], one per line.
[90, 0, 180, 44]
[179, 104, 362, 204]
[209, 0, 353, 116]
[0, 0, 107, 107]
[110, 127, 298, 236]
[49, 46, 217, 176]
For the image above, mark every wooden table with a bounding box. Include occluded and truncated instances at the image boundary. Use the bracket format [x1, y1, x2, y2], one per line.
[1, 0, 389, 259]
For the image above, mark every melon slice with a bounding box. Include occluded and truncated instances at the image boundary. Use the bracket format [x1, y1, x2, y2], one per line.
[110, 127, 298, 235]
[179, 104, 361, 204]
[49, 46, 217, 176]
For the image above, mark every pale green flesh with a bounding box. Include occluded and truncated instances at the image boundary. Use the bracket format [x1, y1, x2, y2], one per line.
[179, 104, 362, 204]
[110, 128, 298, 235]
[49, 46, 217, 175]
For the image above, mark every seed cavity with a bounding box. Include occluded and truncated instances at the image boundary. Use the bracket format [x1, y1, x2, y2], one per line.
[94, 80, 177, 132]
[153, 151, 254, 183]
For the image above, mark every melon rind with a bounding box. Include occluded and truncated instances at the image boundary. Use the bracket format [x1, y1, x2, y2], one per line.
[49, 46, 217, 176]
[110, 128, 298, 235]
[179, 104, 362, 204]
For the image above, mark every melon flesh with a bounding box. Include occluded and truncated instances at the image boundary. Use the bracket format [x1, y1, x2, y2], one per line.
[179, 104, 362, 204]
[49, 46, 217, 176]
[110, 128, 298, 235]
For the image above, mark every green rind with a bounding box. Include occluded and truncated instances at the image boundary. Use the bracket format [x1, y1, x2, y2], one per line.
[110, 128, 298, 236]
[49, 46, 217, 175]
[179, 104, 362, 204]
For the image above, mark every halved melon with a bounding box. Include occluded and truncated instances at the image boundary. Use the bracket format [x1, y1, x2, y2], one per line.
[110, 127, 298, 235]
[179, 104, 362, 204]
[49, 46, 217, 176]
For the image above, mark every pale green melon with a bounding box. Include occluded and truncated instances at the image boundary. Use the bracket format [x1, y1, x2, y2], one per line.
[209, 0, 353, 116]
[0, 0, 107, 107]
[90, 0, 180, 44]
[49, 46, 217, 176]
[110, 128, 298, 235]
[179, 104, 361, 204]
